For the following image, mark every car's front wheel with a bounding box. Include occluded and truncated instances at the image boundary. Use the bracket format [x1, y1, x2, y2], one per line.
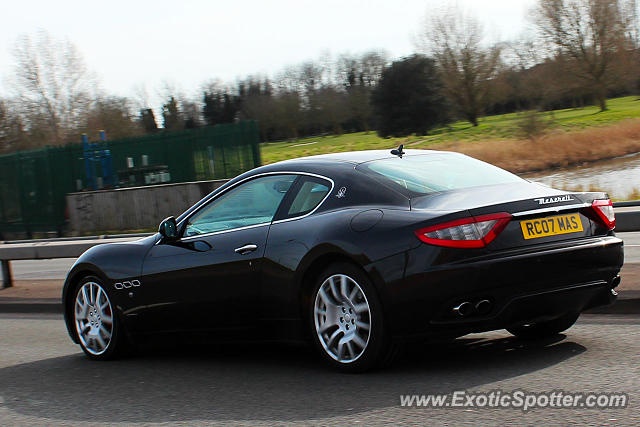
[310, 262, 393, 372]
[73, 276, 126, 360]
[507, 312, 580, 340]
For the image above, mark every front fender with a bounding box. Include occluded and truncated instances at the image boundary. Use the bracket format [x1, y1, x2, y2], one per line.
[62, 235, 156, 343]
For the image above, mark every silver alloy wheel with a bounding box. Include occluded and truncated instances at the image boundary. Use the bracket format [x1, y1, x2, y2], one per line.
[74, 281, 114, 355]
[314, 274, 372, 363]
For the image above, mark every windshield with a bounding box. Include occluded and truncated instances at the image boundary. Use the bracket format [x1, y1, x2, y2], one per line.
[358, 153, 524, 196]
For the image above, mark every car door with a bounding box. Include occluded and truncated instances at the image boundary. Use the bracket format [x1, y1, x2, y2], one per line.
[136, 174, 298, 333]
[260, 175, 333, 324]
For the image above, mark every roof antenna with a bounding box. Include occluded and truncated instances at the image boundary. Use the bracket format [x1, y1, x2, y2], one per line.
[390, 144, 405, 158]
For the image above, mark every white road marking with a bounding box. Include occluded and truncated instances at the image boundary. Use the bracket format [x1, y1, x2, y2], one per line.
[290, 141, 318, 148]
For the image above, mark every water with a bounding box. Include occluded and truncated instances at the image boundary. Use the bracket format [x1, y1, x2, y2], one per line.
[522, 152, 640, 200]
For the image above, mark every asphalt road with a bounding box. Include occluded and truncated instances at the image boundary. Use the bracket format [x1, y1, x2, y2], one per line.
[10, 258, 76, 281]
[1, 313, 638, 426]
[622, 231, 640, 263]
[9, 231, 640, 281]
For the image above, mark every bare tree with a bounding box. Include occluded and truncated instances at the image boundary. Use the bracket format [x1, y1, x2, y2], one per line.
[181, 99, 203, 129]
[335, 51, 387, 132]
[360, 51, 388, 87]
[535, 0, 638, 111]
[132, 83, 152, 111]
[274, 91, 303, 139]
[0, 99, 27, 152]
[299, 61, 325, 97]
[274, 65, 303, 94]
[83, 96, 144, 140]
[421, 8, 502, 126]
[505, 35, 543, 72]
[10, 30, 96, 145]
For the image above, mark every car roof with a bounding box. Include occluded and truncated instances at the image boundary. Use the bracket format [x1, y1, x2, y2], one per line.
[180, 149, 455, 222]
[278, 149, 448, 165]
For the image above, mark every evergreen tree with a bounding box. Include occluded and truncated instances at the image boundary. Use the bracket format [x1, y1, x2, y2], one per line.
[140, 108, 158, 134]
[372, 55, 450, 137]
[203, 92, 224, 126]
[162, 96, 183, 131]
[221, 93, 236, 123]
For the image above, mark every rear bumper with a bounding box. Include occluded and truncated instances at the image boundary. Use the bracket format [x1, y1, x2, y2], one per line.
[428, 280, 615, 336]
[379, 236, 624, 338]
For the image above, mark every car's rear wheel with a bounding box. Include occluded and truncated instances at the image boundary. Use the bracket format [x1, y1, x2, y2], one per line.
[73, 276, 125, 360]
[507, 312, 580, 340]
[310, 262, 393, 372]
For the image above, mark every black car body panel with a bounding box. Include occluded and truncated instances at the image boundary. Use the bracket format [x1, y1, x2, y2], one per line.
[63, 149, 624, 345]
[63, 235, 157, 342]
[385, 235, 622, 337]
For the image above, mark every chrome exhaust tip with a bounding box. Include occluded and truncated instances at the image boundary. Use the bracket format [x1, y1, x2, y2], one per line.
[612, 275, 621, 289]
[475, 299, 492, 315]
[452, 301, 474, 317]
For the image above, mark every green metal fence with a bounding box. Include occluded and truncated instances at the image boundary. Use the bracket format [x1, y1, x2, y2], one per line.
[0, 121, 261, 235]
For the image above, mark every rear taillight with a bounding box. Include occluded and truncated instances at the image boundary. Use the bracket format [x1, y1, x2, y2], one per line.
[592, 199, 615, 230]
[414, 213, 512, 248]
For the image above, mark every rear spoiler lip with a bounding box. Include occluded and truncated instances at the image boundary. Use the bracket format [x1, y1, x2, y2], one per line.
[509, 191, 609, 218]
[512, 202, 591, 217]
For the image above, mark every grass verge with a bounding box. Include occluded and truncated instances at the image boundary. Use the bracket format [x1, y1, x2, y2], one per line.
[434, 118, 640, 173]
[260, 96, 640, 169]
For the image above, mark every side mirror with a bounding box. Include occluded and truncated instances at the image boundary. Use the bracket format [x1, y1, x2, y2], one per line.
[158, 216, 178, 241]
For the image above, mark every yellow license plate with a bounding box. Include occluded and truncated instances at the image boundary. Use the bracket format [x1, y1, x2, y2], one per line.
[520, 213, 583, 240]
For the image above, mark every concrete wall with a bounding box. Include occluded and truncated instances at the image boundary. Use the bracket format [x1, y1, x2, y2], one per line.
[67, 180, 228, 233]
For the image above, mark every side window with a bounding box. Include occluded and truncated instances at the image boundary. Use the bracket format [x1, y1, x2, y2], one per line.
[286, 178, 331, 218]
[184, 175, 296, 236]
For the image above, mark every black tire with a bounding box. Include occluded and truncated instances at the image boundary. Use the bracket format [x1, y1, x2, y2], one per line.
[72, 276, 127, 360]
[507, 312, 580, 340]
[308, 262, 395, 372]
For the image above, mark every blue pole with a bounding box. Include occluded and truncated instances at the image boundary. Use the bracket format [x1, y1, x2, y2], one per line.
[101, 150, 112, 187]
[82, 134, 95, 190]
[98, 130, 115, 187]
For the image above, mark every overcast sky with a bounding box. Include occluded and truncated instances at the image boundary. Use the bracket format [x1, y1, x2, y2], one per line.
[1, 0, 536, 104]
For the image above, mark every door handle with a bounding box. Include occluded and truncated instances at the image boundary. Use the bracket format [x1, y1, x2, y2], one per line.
[234, 244, 258, 255]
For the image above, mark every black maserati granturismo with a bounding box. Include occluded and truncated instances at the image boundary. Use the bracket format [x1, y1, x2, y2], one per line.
[63, 148, 624, 371]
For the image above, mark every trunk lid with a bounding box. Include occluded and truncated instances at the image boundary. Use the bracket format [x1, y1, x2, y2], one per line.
[411, 181, 610, 250]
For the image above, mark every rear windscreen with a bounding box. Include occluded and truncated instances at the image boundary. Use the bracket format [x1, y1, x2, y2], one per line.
[358, 153, 524, 196]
